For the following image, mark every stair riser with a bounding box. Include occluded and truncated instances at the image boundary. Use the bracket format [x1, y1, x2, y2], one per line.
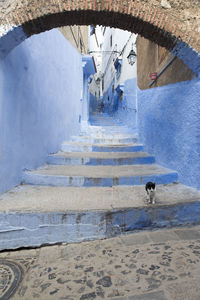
[47, 156, 156, 166]
[61, 144, 144, 152]
[1, 201, 200, 250]
[23, 172, 178, 187]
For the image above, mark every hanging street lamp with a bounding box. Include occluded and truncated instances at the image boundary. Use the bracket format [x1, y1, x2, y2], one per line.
[127, 43, 137, 65]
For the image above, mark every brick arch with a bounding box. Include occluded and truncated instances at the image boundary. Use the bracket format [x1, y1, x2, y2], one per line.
[0, 0, 199, 73]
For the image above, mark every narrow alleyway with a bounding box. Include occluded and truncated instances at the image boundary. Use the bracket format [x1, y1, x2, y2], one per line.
[1, 112, 200, 299]
[0, 112, 200, 250]
[0, 0, 199, 298]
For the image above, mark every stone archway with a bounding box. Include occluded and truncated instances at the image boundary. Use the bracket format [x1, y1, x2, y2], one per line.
[0, 0, 199, 73]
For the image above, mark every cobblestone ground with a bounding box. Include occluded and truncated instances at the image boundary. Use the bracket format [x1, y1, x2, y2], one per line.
[1, 226, 200, 300]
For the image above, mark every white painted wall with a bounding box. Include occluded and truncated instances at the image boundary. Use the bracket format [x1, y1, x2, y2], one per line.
[88, 26, 103, 99]
[88, 26, 137, 114]
[100, 27, 137, 93]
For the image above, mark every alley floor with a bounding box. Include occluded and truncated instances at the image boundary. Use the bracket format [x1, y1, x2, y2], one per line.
[1, 225, 200, 300]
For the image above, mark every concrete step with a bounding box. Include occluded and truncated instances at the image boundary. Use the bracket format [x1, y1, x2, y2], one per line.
[47, 151, 156, 166]
[22, 164, 178, 187]
[81, 123, 134, 133]
[61, 142, 144, 152]
[79, 131, 138, 138]
[71, 135, 138, 144]
[80, 128, 136, 138]
[87, 126, 131, 132]
[0, 183, 200, 250]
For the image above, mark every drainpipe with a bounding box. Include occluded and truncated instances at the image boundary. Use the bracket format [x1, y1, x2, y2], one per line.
[149, 56, 177, 87]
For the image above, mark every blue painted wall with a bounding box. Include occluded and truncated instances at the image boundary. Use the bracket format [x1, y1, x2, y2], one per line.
[0, 29, 83, 194]
[115, 78, 137, 129]
[138, 78, 200, 189]
[102, 79, 115, 114]
[102, 78, 137, 128]
[89, 92, 98, 114]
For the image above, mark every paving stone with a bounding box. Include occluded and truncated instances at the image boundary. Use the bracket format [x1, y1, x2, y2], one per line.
[80, 292, 96, 299]
[148, 230, 180, 243]
[96, 276, 112, 287]
[174, 229, 200, 240]
[128, 290, 167, 300]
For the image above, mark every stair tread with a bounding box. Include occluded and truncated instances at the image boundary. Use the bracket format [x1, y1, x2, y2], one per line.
[26, 164, 177, 177]
[62, 141, 143, 147]
[0, 183, 199, 212]
[50, 151, 154, 159]
[74, 134, 138, 138]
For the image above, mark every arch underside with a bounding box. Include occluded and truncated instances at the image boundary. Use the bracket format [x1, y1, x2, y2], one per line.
[0, 10, 199, 74]
[23, 11, 177, 50]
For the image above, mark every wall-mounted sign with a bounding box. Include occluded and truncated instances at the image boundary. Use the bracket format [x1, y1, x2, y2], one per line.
[150, 72, 157, 80]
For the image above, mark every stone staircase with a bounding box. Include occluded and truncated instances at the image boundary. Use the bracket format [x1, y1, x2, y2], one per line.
[22, 114, 178, 187]
[0, 113, 200, 250]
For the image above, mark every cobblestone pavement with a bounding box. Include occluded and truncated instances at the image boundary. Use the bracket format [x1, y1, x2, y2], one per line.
[1, 226, 200, 300]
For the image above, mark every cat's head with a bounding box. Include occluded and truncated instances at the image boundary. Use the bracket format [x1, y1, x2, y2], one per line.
[146, 181, 156, 191]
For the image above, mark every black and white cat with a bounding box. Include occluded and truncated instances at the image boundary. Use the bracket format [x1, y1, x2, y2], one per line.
[145, 182, 156, 204]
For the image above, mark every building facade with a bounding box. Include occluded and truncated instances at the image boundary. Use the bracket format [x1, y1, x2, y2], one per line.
[89, 26, 138, 128]
[59, 26, 89, 55]
[89, 25, 200, 190]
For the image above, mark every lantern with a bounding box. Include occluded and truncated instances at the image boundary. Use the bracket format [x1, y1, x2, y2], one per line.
[127, 44, 137, 65]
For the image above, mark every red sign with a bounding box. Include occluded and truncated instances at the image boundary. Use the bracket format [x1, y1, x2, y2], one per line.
[150, 72, 157, 80]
